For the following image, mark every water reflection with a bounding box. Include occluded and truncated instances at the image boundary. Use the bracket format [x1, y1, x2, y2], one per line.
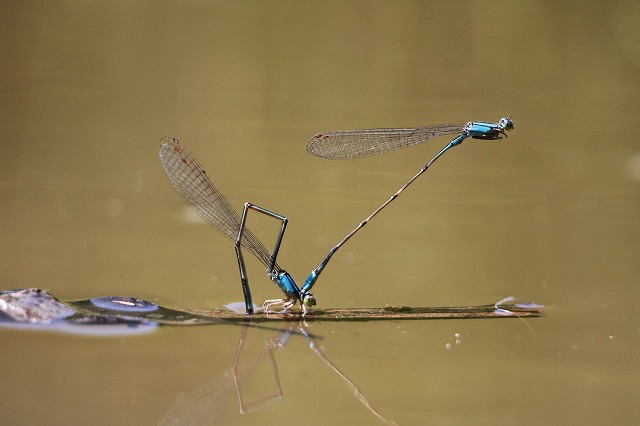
[0, 288, 159, 335]
[159, 321, 398, 425]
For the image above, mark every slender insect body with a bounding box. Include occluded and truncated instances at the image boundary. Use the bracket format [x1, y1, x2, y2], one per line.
[159, 118, 514, 315]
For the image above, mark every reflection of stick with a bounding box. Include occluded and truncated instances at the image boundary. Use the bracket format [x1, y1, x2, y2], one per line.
[298, 326, 399, 426]
[154, 298, 542, 425]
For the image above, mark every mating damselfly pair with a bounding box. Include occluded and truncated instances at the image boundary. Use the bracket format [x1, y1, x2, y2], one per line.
[159, 117, 514, 315]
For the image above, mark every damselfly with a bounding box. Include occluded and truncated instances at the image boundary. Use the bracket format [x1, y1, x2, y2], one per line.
[159, 118, 513, 315]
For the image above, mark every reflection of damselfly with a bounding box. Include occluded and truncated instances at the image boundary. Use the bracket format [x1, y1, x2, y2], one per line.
[233, 322, 398, 424]
[159, 118, 513, 315]
[158, 322, 397, 425]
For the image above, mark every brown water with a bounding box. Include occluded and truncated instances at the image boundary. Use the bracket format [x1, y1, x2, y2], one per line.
[1, 1, 639, 424]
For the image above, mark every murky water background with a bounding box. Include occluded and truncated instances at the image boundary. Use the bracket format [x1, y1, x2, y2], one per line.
[1, 1, 639, 424]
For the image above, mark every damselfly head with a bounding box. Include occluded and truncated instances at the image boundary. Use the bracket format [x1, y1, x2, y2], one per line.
[499, 117, 514, 132]
[303, 293, 316, 307]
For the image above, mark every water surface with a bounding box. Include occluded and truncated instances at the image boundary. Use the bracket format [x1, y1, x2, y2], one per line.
[1, 1, 638, 424]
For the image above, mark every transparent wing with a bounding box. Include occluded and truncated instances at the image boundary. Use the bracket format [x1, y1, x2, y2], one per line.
[159, 137, 278, 270]
[307, 123, 466, 159]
